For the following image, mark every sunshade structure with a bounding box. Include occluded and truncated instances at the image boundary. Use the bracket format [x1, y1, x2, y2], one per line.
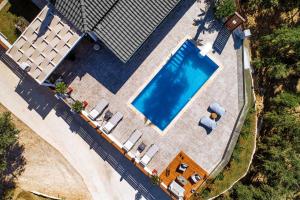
[7, 6, 82, 84]
[51, 0, 182, 62]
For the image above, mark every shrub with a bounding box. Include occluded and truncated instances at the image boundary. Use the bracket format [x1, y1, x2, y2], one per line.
[215, 172, 225, 181]
[71, 101, 84, 113]
[55, 82, 67, 94]
[150, 175, 161, 185]
[214, 0, 236, 20]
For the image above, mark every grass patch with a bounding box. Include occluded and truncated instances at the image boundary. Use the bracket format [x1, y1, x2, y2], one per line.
[201, 107, 256, 199]
[0, 0, 39, 43]
[191, 69, 256, 199]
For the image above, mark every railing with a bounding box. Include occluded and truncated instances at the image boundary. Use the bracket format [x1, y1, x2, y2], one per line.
[207, 43, 251, 179]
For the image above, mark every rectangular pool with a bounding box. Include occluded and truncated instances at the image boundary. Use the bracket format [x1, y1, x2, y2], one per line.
[132, 40, 219, 131]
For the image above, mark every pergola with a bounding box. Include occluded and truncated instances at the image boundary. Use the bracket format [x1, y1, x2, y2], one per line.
[7, 6, 82, 84]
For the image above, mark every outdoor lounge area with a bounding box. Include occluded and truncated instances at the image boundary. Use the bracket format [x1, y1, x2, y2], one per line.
[160, 151, 208, 199]
[51, 0, 243, 180]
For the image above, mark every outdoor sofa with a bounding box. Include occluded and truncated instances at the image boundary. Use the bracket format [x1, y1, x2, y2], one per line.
[209, 102, 226, 117]
[200, 116, 217, 130]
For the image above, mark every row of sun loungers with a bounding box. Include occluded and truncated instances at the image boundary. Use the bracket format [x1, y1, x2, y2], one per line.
[200, 102, 226, 130]
[87, 99, 123, 134]
[87, 99, 159, 167]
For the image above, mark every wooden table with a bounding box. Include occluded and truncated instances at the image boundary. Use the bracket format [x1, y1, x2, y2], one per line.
[210, 112, 217, 120]
[176, 175, 189, 186]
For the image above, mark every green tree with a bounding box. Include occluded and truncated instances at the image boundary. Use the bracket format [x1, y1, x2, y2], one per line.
[0, 112, 19, 177]
[224, 4, 300, 198]
[214, 0, 236, 20]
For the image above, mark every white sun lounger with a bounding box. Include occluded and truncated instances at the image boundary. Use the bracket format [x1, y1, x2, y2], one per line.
[102, 112, 123, 134]
[123, 130, 143, 152]
[88, 99, 108, 120]
[209, 102, 226, 116]
[200, 116, 217, 130]
[140, 144, 159, 167]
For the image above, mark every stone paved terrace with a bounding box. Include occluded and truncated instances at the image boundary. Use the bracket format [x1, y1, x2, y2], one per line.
[53, 1, 242, 175]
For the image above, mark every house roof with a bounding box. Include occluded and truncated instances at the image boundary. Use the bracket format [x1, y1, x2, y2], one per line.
[51, 0, 182, 62]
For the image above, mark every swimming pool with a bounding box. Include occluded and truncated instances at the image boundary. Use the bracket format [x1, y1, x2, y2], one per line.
[132, 40, 219, 131]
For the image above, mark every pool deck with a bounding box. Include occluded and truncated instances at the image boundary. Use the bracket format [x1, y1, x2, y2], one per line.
[54, 0, 242, 178]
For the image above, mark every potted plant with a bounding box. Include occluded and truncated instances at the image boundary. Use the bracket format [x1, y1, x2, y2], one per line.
[55, 82, 68, 99]
[71, 100, 84, 113]
[55, 82, 67, 94]
[150, 174, 161, 185]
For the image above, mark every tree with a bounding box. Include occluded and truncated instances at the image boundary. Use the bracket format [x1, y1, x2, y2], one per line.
[214, 0, 236, 20]
[0, 112, 19, 177]
[0, 112, 23, 199]
[224, 2, 300, 198]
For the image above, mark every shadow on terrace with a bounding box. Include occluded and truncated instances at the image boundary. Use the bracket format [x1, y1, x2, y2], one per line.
[52, 0, 195, 94]
[18, 80, 170, 200]
[0, 62, 171, 199]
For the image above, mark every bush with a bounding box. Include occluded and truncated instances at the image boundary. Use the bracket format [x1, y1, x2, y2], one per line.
[150, 175, 161, 185]
[55, 82, 67, 94]
[214, 0, 236, 20]
[215, 172, 225, 181]
[201, 188, 211, 199]
[71, 101, 83, 113]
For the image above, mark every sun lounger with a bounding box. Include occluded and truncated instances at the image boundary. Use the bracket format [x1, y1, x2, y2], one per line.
[123, 130, 143, 152]
[200, 116, 217, 130]
[88, 99, 108, 120]
[102, 112, 123, 134]
[209, 102, 226, 116]
[140, 144, 159, 167]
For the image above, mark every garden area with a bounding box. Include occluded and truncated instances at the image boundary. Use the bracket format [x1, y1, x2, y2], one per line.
[0, 0, 39, 43]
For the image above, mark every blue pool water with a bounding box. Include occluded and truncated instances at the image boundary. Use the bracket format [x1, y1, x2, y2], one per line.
[132, 40, 219, 131]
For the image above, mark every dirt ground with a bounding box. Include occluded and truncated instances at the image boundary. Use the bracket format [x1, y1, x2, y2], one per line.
[0, 104, 92, 200]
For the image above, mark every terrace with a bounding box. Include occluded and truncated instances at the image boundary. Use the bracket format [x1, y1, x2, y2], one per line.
[50, 1, 244, 198]
[160, 151, 208, 199]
